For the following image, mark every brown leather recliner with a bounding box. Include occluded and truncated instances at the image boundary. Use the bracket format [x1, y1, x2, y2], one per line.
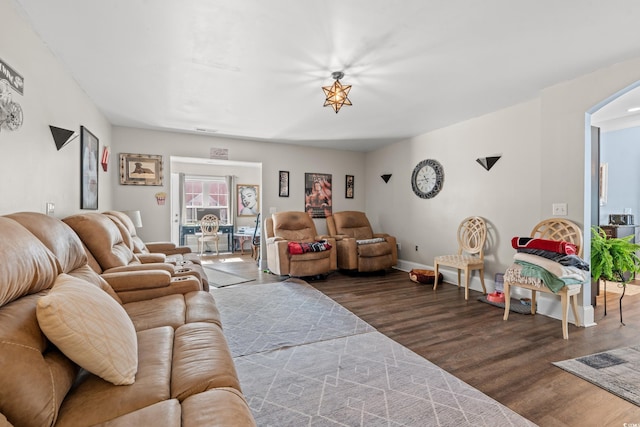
[63, 212, 209, 293]
[327, 211, 398, 272]
[265, 211, 336, 277]
[104, 210, 202, 265]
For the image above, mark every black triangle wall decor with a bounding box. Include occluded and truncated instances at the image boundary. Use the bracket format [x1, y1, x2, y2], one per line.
[476, 155, 501, 171]
[381, 174, 392, 183]
[50, 126, 78, 151]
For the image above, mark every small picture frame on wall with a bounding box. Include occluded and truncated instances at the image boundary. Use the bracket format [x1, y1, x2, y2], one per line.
[345, 175, 354, 199]
[119, 153, 163, 186]
[80, 126, 99, 210]
[279, 170, 289, 197]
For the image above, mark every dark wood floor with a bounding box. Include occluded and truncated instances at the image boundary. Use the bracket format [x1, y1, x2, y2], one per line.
[206, 254, 640, 427]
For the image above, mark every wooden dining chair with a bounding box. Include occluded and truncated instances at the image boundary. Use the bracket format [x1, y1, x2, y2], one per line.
[433, 216, 487, 300]
[197, 214, 220, 256]
[503, 218, 584, 339]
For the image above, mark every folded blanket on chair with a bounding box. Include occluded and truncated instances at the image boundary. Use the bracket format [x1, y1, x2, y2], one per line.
[288, 240, 332, 255]
[512, 253, 587, 293]
[511, 237, 577, 255]
[516, 248, 589, 271]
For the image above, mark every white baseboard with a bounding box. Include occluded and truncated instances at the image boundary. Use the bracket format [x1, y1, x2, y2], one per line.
[395, 258, 595, 328]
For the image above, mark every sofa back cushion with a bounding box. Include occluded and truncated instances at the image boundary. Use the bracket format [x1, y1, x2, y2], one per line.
[105, 210, 148, 254]
[6, 212, 88, 275]
[271, 211, 318, 242]
[0, 217, 77, 427]
[331, 211, 374, 240]
[0, 293, 79, 427]
[63, 213, 140, 270]
[0, 217, 58, 307]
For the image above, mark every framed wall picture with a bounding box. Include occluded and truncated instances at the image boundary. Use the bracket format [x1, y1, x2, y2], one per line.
[345, 174, 354, 199]
[237, 184, 259, 216]
[279, 170, 289, 197]
[80, 126, 99, 209]
[305, 173, 332, 218]
[599, 163, 608, 206]
[119, 153, 163, 185]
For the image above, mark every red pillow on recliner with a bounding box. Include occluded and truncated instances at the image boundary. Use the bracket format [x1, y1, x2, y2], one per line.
[287, 240, 332, 255]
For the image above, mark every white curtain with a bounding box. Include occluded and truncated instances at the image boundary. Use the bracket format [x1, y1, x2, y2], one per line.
[179, 172, 186, 225]
[226, 175, 235, 225]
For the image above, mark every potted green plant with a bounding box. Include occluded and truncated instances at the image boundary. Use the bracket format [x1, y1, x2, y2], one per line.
[590, 226, 640, 325]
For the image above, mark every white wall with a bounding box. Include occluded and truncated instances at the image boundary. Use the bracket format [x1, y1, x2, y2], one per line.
[365, 57, 640, 326]
[0, 0, 112, 217]
[366, 99, 542, 285]
[112, 126, 367, 241]
[598, 126, 640, 224]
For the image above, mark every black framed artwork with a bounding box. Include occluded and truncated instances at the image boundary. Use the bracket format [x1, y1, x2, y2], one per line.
[345, 174, 354, 199]
[279, 170, 289, 197]
[80, 126, 99, 210]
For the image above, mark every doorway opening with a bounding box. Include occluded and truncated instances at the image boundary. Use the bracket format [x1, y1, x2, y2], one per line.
[169, 156, 262, 255]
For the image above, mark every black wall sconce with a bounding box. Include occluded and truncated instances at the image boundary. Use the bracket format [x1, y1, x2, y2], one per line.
[476, 155, 501, 171]
[49, 125, 78, 151]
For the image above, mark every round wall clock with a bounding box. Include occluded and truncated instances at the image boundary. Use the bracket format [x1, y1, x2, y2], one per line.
[411, 159, 444, 199]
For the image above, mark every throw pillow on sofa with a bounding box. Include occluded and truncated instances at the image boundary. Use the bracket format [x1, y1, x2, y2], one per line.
[37, 274, 138, 385]
[287, 240, 332, 255]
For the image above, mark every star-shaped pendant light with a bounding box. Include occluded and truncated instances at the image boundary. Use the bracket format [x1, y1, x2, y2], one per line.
[322, 71, 352, 113]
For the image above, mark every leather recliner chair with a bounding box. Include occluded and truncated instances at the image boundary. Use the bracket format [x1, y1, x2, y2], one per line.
[104, 210, 202, 265]
[265, 211, 336, 277]
[63, 212, 209, 292]
[326, 211, 397, 273]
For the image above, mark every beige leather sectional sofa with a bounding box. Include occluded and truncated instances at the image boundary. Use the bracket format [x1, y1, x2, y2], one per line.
[0, 212, 256, 426]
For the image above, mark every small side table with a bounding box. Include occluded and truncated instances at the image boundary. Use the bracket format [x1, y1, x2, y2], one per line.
[234, 233, 253, 254]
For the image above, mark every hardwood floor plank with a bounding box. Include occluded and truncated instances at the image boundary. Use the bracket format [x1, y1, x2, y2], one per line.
[203, 254, 640, 425]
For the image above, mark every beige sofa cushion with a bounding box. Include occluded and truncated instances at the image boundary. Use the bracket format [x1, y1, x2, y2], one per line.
[37, 274, 138, 385]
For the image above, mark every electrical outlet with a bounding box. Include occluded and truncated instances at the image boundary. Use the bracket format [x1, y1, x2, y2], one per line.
[45, 202, 55, 216]
[552, 203, 567, 216]
[415, 245, 419, 251]
[396, 242, 401, 251]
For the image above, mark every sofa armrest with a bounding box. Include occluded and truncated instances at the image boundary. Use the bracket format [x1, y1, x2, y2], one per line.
[137, 253, 167, 264]
[265, 239, 290, 275]
[372, 234, 398, 263]
[372, 233, 390, 238]
[146, 242, 192, 255]
[101, 270, 173, 292]
[103, 263, 175, 275]
[335, 237, 358, 270]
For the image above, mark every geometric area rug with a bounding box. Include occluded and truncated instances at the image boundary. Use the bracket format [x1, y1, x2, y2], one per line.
[553, 345, 640, 407]
[212, 280, 536, 426]
[202, 265, 254, 288]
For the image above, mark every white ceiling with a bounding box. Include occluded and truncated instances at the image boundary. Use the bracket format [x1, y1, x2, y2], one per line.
[12, 0, 640, 151]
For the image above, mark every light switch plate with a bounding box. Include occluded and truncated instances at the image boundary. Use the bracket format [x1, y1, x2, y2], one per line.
[45, 202, 55, 216]
[552, 203, 567, 216]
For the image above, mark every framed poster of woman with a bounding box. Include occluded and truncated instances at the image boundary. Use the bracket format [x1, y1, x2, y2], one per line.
[304, 173, 332, 218]
[237, 184, 259, 216]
